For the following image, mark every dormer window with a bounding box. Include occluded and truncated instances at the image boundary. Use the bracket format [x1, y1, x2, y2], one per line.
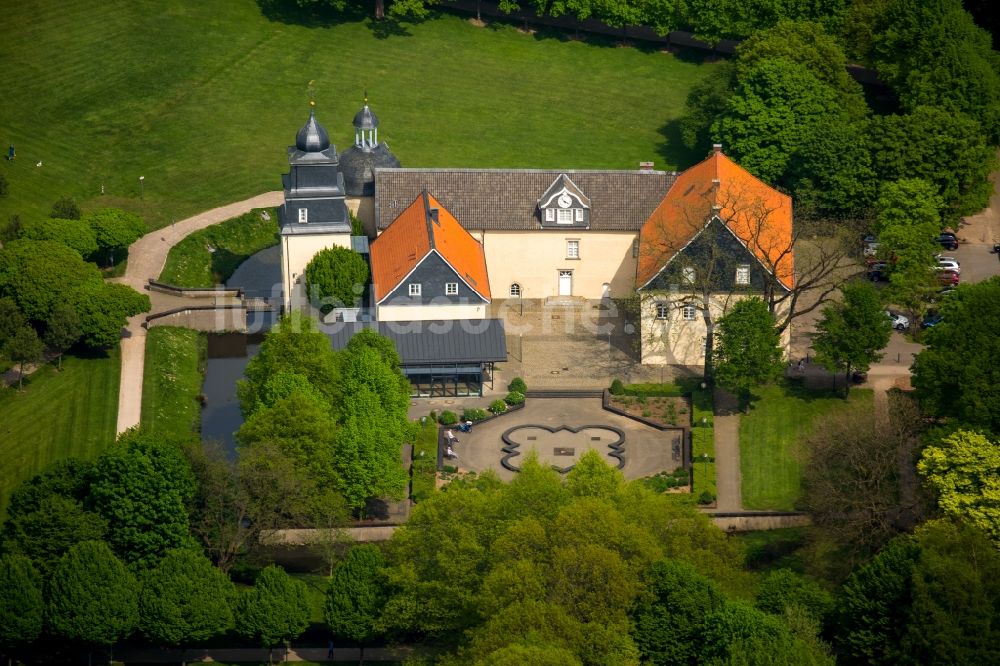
[538, 175, 591, 228]
[297, 208, 308, 224]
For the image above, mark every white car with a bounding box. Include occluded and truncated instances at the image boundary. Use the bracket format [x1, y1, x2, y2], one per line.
[936, 259, 961, 274]
[885, 310, 909, 331]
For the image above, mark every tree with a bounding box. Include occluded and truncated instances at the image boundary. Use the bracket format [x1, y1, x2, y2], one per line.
[800, 393, 922, 561]
[0, 238, 102, 321]
[19, 216, 99, 258]
[835, 520, 1000, 664]
[71, 281, 150, 349]
[565, 449, 623, 499]
[1, 494, 108, 576]
[918, 430, 1000, 545]
[304, 245, 369, 310]
[0, 296, 26, 350]
[89, 430, 197, 567]
[873, 178, 944, 235]
[0, 554, 44, 653]
[812, 281, 891, 395]
[713, 297, 783, 407]
[183, 441, 253, 572]
[50, 196, 81, 220]
[631, 558, 726, 664]
[85, 208, 145, 265]
[235, 565, 310, 660]
[325, 544, 387, 660]
[238, 313, 340, 415]
[47, 541, 139, 648]
[237, 390, 340, 488]
[344, 326, 402, 368]
[139, 549, 235, 649]
[755, 569, 834, 626]
[870, 106, 995, 221]
[4, 324, 43, 389]
[912, 277, 1000, 431]
[682, 0, 846, 43]
[44, 301, 81, 369]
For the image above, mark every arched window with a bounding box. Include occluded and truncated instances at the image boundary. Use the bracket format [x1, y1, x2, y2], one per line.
[509, 283, 521, 297]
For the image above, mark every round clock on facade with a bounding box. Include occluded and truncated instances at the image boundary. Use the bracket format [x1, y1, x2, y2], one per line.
[557, 193, 572, 208]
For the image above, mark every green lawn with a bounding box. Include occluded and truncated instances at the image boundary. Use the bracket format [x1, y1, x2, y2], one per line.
[159, 208, 279, 287]
[141, 327, 207, 437]
[0, 1, 717, 232]
[0, 351, 120, 518]
[740, 383, 873, 511]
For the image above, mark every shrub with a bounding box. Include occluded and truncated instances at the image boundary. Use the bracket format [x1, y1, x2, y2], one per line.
[489, 399, 507, 414]
[462, 408, 489, 422]
[50, 196, 81, 220]
[698, 490, 716, 505]
[505, 391, 525, 405]
[439, 410, 458, 425]
[610, 378, 625, 395]
[428, 410, 437, 422]
[508, 377, 527, 393]
[442, 465, 458, 474]
[622, 382, 683, 397]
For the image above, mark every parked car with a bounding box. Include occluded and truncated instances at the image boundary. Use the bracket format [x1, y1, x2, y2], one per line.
[925, 287, 955, 303]
[885, 310, 909, 331]
[936, 259, 961, 274]
[937, 269, 960, 286]
[936, 233, 959, 250]
[922, 312, 944, 328]
[867, 260, 891, 281]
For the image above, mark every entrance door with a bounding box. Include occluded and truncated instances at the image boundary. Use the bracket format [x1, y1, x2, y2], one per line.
[559, 270, 573, 296]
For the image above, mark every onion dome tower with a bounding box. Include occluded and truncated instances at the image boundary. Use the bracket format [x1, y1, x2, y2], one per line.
[340, 93, 401, 196]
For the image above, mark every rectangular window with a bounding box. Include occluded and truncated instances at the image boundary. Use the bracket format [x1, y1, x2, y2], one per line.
[557, 209, 573, 224]
[445, 282, 458, 295]
[408, 283, 421, 297]
[736, 265, 751, 285]
[682, 304, 697, 321]
[632, 239, 640, 258]
[545, 208, 555, 222]
[297, 208, 307, 223]
[574, 208, 584, 222]
[682, 266, 697, 284]
[566, 240, 580, 259]
[655, 302, 669, 320]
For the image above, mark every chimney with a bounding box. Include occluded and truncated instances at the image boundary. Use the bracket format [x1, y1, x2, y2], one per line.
[712, 143, 722, 154]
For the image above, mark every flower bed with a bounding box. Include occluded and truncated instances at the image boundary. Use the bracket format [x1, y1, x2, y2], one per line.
[607, 393, 691, 428]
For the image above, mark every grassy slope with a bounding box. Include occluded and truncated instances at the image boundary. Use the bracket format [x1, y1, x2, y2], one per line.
[0, 0, 716, 231]
[0, 352, 120, 518]
[141, 327, 207, 437]
[159, 208, 279, 287]
[740, 383, 873, 511]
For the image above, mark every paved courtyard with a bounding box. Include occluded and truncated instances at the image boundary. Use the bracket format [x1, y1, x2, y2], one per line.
[446, 397, 684, 481]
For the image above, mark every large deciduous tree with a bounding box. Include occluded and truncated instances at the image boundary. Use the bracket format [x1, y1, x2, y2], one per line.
[89, 430, 197, 568]
[84, 208, 145, 265]
[325, 544, 387, 660]
[138, 549, 236, 648]
[304, 245, 369, 310]
[812, 281, 891, 395]
[44, 301, 82, 369]
[19, 217, 99, 258]
[4, 324, 43, 389]
[712, 296, 783, 407]
[238, 313, 340, 416]
[71, 281, 150, 349]
[47, 541, 139, 648]
[918, 430, 1000, 545]
[235, 565, 310, 659]
[0, 554, 44, 653]
[1, 494, 108, 577]
[0, 239, 102, 321]
[912, 277, 1000, 431]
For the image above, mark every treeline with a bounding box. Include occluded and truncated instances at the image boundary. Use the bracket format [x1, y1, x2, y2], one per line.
[0, 200, 149, 381]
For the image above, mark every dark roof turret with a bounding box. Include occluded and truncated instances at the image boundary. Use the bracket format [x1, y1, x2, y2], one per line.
[295, 106, 331, 152]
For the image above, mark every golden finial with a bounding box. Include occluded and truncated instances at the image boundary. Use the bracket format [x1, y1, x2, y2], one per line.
[307, 79, 316, 108]
[364, 89, 368, 105]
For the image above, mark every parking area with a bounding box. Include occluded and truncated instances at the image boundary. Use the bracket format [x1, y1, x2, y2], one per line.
[445, 397, 684, 481]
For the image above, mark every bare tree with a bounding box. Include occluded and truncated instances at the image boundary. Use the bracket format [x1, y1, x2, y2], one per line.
[799, 392, 924, 560]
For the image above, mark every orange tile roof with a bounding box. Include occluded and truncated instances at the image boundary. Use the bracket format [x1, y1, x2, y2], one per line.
[636, 148, 794, 290]
[370, 191, 491, 302]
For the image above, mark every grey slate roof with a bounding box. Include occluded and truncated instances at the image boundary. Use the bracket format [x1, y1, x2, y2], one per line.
[295, 110, 331, 152]
[374, 168, 676, 231]
[323, 319, 507, 365]
[353, 104, 379, 130]
[341, 143, 402, 196]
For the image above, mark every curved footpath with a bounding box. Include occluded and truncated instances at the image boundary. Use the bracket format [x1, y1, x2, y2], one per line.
[114, 192, 283, 434]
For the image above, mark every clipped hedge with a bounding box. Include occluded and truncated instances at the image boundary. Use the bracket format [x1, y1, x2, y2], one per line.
[489, 399, 507, 414]
[610, 378, 625, 395]
[622, 382, 684, 398]
[508, 377, 527, 393]
[439, 410, 458, 425]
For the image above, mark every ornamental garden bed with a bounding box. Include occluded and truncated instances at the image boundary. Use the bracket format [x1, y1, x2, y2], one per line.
[606, 394, 691, 428]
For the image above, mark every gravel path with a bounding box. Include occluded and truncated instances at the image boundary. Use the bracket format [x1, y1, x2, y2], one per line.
[114, 192, 283, 434]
